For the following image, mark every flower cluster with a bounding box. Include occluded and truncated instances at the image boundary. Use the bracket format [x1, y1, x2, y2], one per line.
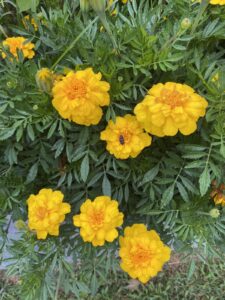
[73, 196, 124, 246]
[134, 82, 208, 137]
[119, 224, 171, 283]
[100, 114, 151, 159]
[52, 68, 110, 126]
[2, 37, 35, 60]
[27, 189, 71, 239]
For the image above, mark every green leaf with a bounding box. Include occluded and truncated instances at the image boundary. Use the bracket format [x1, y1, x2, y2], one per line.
[220, 141, 225, 158]
[0, 127, 16, 141]
[26, 162, 38, 183]
[199, 167, 211, 196]
[16, 0, 39, 12]
[161, 184, 175, 207]
[80, 155, 89, 182]
[141, 164, 159, 184]
[102, 175, 111, 196]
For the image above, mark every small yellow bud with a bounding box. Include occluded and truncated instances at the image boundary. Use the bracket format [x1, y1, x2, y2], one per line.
[89, 0, 106, 12]
[15, 219, 27, 230]
[209, 208, 220, 218]
[80, 0, 90, 12]
[181, 18, 192, 30]
[35, 68, 54, 94]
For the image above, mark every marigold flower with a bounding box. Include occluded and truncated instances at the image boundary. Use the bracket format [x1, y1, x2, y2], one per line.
[134, 82, 208, 137]
[212, 192, 225, 206]
[2, 37, 35, 60]
[73, 196, 124, 246]
[193, 0, 225, 4]
[119, 224, 171, 283]
[100, 114, 151, 159]
[27, 189, 71, 239]
[52, 68, 110, 126]
[22, 15, 38, 31]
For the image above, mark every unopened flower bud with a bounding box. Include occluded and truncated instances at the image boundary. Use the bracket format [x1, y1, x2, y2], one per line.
[33, 105, 38, 110]
[209, 208, 220, 218]
[80, 0, 90, 12]
[181, 18, 191, 30]
[15, 219, 27, 230]
[89, 0, 106, 12]
[35, 68, 54, 94]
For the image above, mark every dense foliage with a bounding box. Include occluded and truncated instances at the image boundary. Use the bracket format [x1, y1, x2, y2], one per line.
[0, 0, 225, 298]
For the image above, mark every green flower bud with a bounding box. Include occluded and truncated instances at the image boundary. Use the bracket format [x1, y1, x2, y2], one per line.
[33, 105, 38, 110]
[35, 68, 54, 94]
[15, 219, 27, 230]
[89, 0, 106, 12]
[181, 18, 192, 30]
[80, 0, 90, 12]
[209, 208, 220, 218]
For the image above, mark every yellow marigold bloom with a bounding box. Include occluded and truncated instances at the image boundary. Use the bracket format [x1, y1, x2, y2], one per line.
[73, 196, 124, 246]
[214, 194, 225, 206]
[193, 0, 225, 4]
[134, 82, 208, 137]
[100, 114, 151, 159]
[119, 224, 171, 283]
[209, 0, 225, 4]
[22, 15, 38, 31]
[52, 68, 110, 126]
[2, 37, 35, 60]
[27, 189, 71, 239]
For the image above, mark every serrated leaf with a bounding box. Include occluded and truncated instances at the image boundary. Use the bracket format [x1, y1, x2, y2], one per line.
[199, 167, 211, 196]
[0, 127, 16, 141]
[102, 175, 111, 196]
[161, 184, 175, 207]
[26, 162, 38, 183]
[220, 141, 225, 158]
[141, 164, 159, 185]
[80, 155, 89, 182]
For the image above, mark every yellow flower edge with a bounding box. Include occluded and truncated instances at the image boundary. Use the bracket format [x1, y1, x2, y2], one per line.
[2, 37, 35, 60]
[52, 68, 110, 126]
[192, 0, 225, 4]
[100, 114, 152, 159]
[73, 196, 124, 246]
[27, 188, 71, 239]
[119, 224, 171, 283]
[134, 82, 208, 137]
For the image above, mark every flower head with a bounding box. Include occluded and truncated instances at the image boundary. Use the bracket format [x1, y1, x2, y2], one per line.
[2, 37, 35, 60]
[52, 68, 110, 126]
[192, 0, 225, 4]
[27, 189, 71, 239]
[73, 196, 124, 246]
[211, 182, 225, 206]
[100, 114, 152, 159]
[119, 224, 171, 283]
[134, 82, 208, 137]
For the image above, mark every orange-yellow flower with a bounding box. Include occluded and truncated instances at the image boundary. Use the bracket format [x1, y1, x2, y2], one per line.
[52, 68, 110, 126]
[100, 114, 152, 159]
[2, 37, 35, 60]
[119, 224, 171, 283]
[134, 82, 208, 137]
[73, 196, 124, 246]
[27, 189, 71, 239]
[192, 0, 225, 4]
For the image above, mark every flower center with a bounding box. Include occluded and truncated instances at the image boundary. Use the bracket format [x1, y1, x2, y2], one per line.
[66, 79, 87, 100]
[118, 130, 131, 145]
[131, 246, 152, 267]
[156, 88, 188, 108]
[90, 210, 105, 229]
[36, 207, 48, 219]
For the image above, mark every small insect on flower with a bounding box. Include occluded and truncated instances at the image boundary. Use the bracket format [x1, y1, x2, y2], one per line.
[119, 134, 125, 145]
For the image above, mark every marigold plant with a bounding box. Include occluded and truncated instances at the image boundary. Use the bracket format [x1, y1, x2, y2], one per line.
[52, 68, 110, 126]
[1, 37, 35, 59]
[119, 224, 171, 283]
[27, 189, 71, 239]
[134, 82, 208, 137]
[100, 114, 152, 159]
[73, 196, 124, 246]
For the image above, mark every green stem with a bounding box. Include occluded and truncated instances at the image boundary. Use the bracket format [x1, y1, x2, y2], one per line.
[51, 16, 99, 70]
[98, 12, 117, 49]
